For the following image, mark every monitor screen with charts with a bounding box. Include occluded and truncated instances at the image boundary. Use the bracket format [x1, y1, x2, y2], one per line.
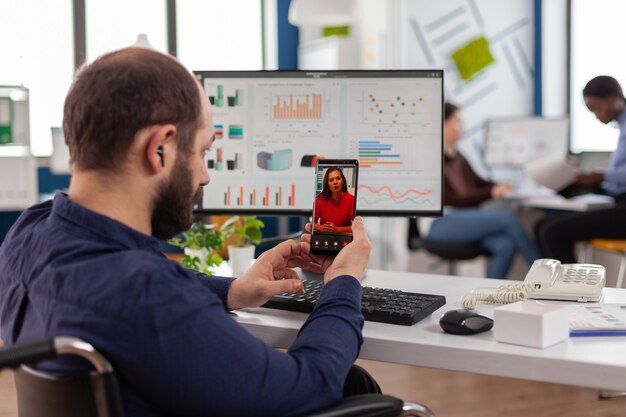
[484, 117, 569, 167]
[193, 70, 444, 216]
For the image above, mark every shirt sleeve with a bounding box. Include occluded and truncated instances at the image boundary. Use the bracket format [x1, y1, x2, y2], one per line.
[603, 122, 626, 191]
[188, 270, 235, 309]
[603, 169, 626, 186]
[604, 148, 626, 187]
[169, 262, 235, 310]
[124, 272, 363, 417]
[444, 155, 494, 207]
[346, 194, 355, 224]
[444, 186, 493, 207]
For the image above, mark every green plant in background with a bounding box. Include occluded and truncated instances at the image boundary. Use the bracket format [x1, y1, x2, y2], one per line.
[168, 221, 224, 274]
[220, 216, 265, 247]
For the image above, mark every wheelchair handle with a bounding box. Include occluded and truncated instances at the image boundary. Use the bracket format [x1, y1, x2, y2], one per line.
[0, 338, 57, 370]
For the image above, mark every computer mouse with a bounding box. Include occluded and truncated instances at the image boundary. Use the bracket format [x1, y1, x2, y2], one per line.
[439, 309, 494, 335]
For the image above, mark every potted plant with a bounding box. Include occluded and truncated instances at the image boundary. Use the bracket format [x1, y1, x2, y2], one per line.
[168, 221, 224, 275]
[220, 216, 265, 277]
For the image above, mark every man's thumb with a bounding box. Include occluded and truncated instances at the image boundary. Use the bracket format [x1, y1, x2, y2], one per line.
[351, 216, 364, 235]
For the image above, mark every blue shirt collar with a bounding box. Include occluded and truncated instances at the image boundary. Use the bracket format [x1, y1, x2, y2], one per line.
[616, 109, 626, 132]
[51, 192, 163, 253]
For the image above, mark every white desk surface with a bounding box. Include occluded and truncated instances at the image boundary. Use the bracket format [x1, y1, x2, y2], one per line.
[234, 269, 626, 391]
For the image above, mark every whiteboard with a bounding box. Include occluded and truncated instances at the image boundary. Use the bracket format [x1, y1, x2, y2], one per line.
[484, 117, 569, 166]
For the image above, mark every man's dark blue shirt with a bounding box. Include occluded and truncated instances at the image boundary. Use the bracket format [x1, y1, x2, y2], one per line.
[0, 193, 364, 416]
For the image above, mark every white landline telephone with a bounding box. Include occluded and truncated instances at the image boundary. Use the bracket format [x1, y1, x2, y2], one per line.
[461, 259, 606, 309]
[524, 258, 605, 302]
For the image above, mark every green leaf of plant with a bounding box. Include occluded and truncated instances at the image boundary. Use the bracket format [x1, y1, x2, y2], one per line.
[170, 221, 225, 273]
[207, 252, 223, 266]
[246, 228, 263, 245]
[247, 218, 265, 229]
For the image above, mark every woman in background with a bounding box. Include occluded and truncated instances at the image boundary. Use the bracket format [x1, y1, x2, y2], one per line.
[314, 167, 354, 234]
[426, 102, 540, 279]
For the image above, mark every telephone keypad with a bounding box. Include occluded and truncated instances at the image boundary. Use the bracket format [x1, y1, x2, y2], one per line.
[562, 266, 604, 286]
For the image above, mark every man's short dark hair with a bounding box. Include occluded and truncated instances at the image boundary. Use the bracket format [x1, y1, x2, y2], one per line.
[63, 48, 203, 171]
[583, 75, 626, 101]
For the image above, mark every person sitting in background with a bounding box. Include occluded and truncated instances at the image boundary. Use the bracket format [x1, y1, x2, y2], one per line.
[535, 75, 626, 263]
[558, 75, 626, 199]
[426, 102, 540, 279]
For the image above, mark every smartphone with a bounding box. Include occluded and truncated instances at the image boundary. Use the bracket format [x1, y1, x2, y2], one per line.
[311, 159, 359, 255]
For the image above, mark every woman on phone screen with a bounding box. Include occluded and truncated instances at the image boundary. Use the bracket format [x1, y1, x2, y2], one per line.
[314, 167, 354, 234]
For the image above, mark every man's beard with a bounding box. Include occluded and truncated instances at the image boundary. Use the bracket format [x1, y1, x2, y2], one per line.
[151, 154, 203, 241]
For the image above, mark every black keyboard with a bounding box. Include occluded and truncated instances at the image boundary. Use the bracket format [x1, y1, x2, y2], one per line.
[262, 280, 446, 326]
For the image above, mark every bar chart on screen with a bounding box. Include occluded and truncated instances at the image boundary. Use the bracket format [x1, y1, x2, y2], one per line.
[272, 93, 324, 121]
[220, 184, 298, 208]
[350, 139, 404, 169]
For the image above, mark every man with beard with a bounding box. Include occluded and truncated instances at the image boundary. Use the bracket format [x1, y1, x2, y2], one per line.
[0, 48, 373, 417]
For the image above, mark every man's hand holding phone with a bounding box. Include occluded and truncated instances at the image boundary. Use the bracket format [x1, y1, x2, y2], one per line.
[302, 216, 371, 284]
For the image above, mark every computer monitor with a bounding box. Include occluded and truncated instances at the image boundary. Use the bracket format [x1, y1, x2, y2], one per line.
[193, 70, 444, 216]
[484, 117, 569, 167]
[50, 127, 72, 175]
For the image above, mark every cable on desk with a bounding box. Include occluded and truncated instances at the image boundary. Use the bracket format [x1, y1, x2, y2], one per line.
[461, 283, 532, 309]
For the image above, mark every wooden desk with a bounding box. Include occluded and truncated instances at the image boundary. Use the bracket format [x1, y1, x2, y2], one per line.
[164, 252, 184, 263]
[234, 269, 626, 391]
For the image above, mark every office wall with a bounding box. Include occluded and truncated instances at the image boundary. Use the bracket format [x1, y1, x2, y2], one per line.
[401, 0, 535, 178]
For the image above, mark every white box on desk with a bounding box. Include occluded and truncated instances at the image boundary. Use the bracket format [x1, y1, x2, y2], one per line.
[493, 301, 569, 348]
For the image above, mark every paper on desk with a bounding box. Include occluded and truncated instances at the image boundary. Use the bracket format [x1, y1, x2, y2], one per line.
[569, 304, 626, 336]
[524, 156, 579, 191]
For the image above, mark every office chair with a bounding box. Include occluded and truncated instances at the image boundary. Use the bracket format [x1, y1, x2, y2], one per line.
[0, 337, 435, 417]
[407, 218, 489, 275]
[580, 239, 626, 288]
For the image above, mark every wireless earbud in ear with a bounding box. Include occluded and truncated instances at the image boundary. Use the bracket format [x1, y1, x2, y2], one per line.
[156, 147, 164, 167]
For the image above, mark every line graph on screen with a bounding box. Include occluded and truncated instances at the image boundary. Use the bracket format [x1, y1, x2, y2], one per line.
[357, 184, 435, 207]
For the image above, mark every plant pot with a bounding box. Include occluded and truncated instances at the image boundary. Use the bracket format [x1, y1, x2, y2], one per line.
[184, 247, 210, 272]
[228, 245, 255, 277]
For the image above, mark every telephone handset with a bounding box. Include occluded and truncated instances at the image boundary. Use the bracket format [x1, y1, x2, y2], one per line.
[461, 258, 606, 309]
[524, 258, 605, 302]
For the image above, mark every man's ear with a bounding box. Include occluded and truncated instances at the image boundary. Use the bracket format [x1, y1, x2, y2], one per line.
[146, 125, 176, 173]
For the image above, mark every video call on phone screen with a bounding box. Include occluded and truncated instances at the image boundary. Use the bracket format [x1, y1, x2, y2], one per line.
[311, 160, 358, 254]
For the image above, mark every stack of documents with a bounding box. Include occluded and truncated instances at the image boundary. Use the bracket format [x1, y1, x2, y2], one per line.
[524, 155, 579, 192]
[569, 304, 626, 336]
